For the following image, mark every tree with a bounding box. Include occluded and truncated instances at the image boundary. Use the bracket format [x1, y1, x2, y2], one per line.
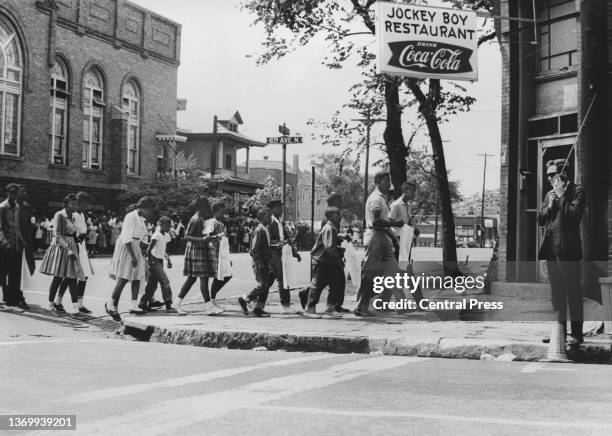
[454, 189, 500, 217]
[245, 175, 283, 211]
[118, 174, 231, 220]
[310, 152, 364, 222]
[174, 150, 199, 176]
[243, 0, 496, 273]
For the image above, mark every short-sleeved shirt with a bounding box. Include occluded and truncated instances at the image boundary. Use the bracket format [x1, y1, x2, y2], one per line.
[389, 198, 411, 237]
[150, 229, 171, 259]
[364, 188, 390, 245]
[120, 210, 147, 244]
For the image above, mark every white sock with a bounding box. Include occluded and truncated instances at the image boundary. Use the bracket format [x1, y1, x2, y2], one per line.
[131, 300, 139, 310]
[78, 297, 84, 309]
[176, 298, 183, 306]
[54, 295, 62, 305]
[72, 303, 80, 312]
[48, 302, 54, 310]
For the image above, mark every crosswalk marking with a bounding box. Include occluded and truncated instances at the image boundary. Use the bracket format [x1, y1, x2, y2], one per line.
[75, 356, 421, 435]
[248, 405, 612, 430]
[521, 362, 578, 373]
[0, 338, 110, 347]
[69, 353, 334, 403]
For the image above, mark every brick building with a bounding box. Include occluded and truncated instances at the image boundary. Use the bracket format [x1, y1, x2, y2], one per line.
[0, 0, 181, 214]
[492, 0, 608, 298]
[296, 169, 328, 223]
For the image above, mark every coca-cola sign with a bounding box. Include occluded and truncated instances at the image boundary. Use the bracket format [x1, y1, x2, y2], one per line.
[388, 41, 474, 75]
[376, 3, 478, 81]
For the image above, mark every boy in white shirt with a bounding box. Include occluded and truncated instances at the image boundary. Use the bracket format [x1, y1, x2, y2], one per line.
[139, 216, 178, 313]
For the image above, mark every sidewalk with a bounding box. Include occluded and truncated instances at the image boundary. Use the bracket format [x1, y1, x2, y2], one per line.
[122, 290, 612, 364]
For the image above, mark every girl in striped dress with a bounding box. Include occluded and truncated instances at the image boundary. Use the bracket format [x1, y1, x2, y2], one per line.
[105, 196, 157, 321]
[175, 196, 213, 315]
[40, 194, 85, 314]
[203, 200, 232, 315]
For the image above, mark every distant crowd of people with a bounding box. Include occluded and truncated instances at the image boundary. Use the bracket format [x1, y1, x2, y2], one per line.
[28, 213, 261, 257]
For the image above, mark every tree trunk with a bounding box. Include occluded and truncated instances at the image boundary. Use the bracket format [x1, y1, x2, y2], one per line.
[422, 108, 459, 274]
[383, 78, 407, 199]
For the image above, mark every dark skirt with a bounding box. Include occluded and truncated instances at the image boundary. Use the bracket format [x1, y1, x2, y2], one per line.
[183, 240, 213, 277]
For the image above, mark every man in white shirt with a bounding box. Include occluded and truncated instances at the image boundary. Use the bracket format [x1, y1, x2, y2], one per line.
[389, 181, 415, 240]
[389, 181, 423, 304]
[355, 172, 404, 316]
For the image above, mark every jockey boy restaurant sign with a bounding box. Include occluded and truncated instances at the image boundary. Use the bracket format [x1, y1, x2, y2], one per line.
[376, 2, 478, 81]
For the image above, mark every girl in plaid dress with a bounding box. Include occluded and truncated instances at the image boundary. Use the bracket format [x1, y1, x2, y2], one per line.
[203, 200, 232, 314]
[176, 196, 213, 314]
[40, 194, 84, 314]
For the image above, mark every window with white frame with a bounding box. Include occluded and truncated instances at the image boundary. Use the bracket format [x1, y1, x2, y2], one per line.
[0, 16, 22, 156]
[50, 59, 69, 165]
[122, 80, 140, 175]
[82, 68, 104, 169]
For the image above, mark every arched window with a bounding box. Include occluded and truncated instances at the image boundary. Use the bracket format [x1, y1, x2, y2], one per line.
[122, 80, 140, 175]
[50, 58, 69, 165]
[0, 16, 22, 156]
[82, 67, 104, 169]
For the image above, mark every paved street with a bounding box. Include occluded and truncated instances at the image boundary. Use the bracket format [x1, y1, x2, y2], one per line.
[20, 248, 493, 319]
[1, 314, 611, 436]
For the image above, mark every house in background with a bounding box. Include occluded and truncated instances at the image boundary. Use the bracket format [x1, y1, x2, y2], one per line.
[177, 110, 265, 200]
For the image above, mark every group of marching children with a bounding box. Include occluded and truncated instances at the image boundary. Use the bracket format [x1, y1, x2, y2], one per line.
[237, 196, 348, 319]
[103, 195, 233, 321]
[39, 189, 348, 321]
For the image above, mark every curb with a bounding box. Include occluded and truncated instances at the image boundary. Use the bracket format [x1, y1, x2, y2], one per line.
[122, 319, 612, 363]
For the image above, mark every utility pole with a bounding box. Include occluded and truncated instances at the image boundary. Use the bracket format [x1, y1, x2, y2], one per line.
[212, 115, 218, 176]
[351, 111, 385, 243]
[477, 153, 494, 248]
[280, 123, 288, 219]
[266, 124, 301, 220]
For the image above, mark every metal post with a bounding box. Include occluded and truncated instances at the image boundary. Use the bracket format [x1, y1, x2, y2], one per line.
[282, 142, 287, 219]
[171, 139, 177, 179]
[362, 122, 371, 243]
[311, 165, 315, 281]
[350, 113, 385, 244]
[311, 165, 315, 246]
[478, 153, 493, 248]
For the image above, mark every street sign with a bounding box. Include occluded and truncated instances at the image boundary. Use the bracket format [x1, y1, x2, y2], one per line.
[376, 3, 478, 81]
[278, 124, 290, 136]
[266, 136, 303, 144]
